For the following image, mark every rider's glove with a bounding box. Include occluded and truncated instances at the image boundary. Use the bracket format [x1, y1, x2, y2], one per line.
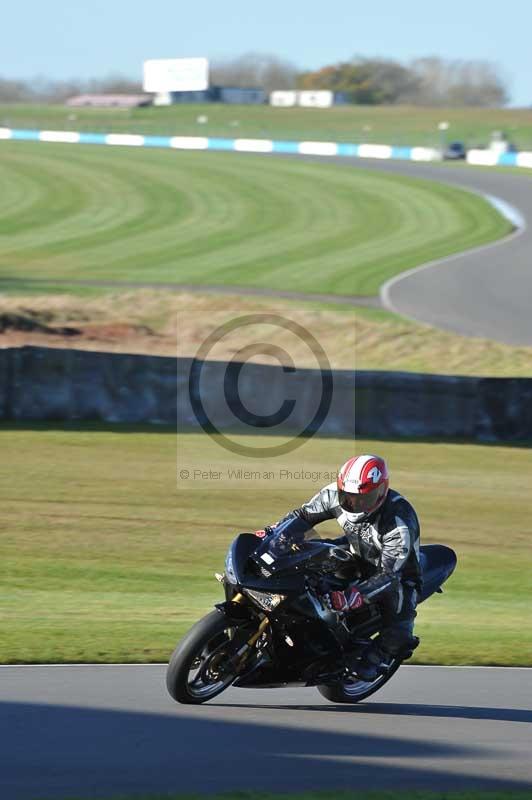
[327, 586, 365, 613]
[254, 526, 274, 539]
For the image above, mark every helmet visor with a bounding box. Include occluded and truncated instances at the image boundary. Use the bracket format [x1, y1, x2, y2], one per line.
[339, 487, 382, 514]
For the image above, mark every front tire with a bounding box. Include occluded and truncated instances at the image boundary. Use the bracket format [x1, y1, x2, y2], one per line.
[166, 610, 241, 705]
[318, 659, 401, 703]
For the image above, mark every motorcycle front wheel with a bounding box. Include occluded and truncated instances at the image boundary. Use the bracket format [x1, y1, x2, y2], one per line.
[317, 658, 401, 704]
[166, 610, 243, 704]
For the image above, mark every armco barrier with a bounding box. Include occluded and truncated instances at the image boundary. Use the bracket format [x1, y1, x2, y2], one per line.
[1, 346, 531, 442]
[2, 126, 532, 169]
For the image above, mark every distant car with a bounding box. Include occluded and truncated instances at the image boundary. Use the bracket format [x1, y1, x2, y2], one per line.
[443, 141, 467, 160]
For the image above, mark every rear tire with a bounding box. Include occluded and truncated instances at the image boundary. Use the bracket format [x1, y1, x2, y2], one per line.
[166, 610, 241, 705]
[317, 659, 401, 704]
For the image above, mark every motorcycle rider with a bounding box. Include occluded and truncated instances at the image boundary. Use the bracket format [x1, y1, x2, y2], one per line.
[256, 455, 421, 681]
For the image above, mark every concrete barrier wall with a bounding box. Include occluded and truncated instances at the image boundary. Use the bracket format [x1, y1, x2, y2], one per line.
[1, 347, 531, 442]
[0, 347, 177, 424]
[0, 347, 354, 434]
[356, 372, 532, 440]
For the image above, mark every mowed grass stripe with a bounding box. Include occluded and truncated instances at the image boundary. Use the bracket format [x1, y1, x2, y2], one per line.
[0, 141, 510, 295]
[0, 158, 49, 222]
[0, 149, 192, 257]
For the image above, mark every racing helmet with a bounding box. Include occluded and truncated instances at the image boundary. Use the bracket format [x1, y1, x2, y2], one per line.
[337, 455, 389, 523]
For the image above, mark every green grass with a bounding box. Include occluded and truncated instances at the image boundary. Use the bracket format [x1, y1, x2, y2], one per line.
[2, 288, 531, 377]
[352, 305, 532, 376]
[0, 141, 510, 296]
[170, 290, 530, 378]
[1, 424, 531, 665]
[2, 102, 532, 150]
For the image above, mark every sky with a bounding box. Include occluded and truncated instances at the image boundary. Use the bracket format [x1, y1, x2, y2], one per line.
[2, 0, 531, 106]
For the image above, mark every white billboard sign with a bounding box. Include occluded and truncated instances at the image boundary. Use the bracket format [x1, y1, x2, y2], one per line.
[143, 58, 209, 93]
[298, 91, 334, 108]
[270, 91, 297, 107]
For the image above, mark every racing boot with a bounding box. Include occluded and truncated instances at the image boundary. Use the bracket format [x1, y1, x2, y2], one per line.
[353, 644, 394, 682]
[397, 635, 420, 660]
[354, 634, 420, 681]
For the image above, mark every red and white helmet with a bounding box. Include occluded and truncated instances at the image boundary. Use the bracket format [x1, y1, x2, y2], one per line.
[337, 455, 389, 522]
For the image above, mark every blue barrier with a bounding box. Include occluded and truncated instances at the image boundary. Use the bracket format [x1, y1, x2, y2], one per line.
[271, 140, 301, 154]
[498, 152, 518, 167]
[10, 129, 40, 141]
[78, 133, 107, 145]
[336, 143, 359, 157]
[207, 137, 237, 151]
[1, 127, 531, 169]
[143, 135, 173, 148]
[391, 146, 414, 160]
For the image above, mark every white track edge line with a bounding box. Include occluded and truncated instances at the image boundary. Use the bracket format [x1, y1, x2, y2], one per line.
[380, 188, 528, 323]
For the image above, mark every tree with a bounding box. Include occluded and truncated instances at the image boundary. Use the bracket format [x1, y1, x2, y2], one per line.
[298, 58, 419, 104]
[0, 78, 34, 102]
[350, 58, 420, 104]
[0, 74, 143, 104]
[210, 53, 298, 93]
[298, 63, 355, 92]
[0, 56, 509, 107]
[87, 74, 143, 95]
[297, 56, 508, 106]
[407, 57, 508, 107]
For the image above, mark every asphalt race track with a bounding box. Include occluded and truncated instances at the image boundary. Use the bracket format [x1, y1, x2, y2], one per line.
[1, 664, 531, 798]
[325, 157, 532, 346]
[251, 153, 532, 345]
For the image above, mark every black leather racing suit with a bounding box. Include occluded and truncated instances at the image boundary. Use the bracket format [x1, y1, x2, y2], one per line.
[267, 483, 422, 656]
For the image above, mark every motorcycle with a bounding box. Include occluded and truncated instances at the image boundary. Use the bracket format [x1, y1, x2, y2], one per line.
[167, 531, 457, 705]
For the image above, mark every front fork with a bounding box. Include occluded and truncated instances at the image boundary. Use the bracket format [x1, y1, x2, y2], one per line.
[217, 589, 271, 671]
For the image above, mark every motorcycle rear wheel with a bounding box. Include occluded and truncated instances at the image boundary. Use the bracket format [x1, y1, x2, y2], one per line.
[166, 610, 242, 704]
[317, 659, 401, 703]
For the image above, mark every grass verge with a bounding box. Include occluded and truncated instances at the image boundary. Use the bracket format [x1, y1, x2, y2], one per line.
[1, 425, 531, 665]
[0, 141, 510, 295]
[2, 102, 532, 150]
[1, 290, 531, 377]
[351, 305, 532, 376]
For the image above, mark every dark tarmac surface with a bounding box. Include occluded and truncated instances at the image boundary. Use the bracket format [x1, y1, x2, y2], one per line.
[326, 158, 532, 346]
[1, 664, 531, 798]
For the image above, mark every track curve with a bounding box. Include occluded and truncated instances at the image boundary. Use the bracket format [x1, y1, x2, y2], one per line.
[3, 148, 532, 344]
[2, 664, 531, 798]
[320, 158, 532, 346]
